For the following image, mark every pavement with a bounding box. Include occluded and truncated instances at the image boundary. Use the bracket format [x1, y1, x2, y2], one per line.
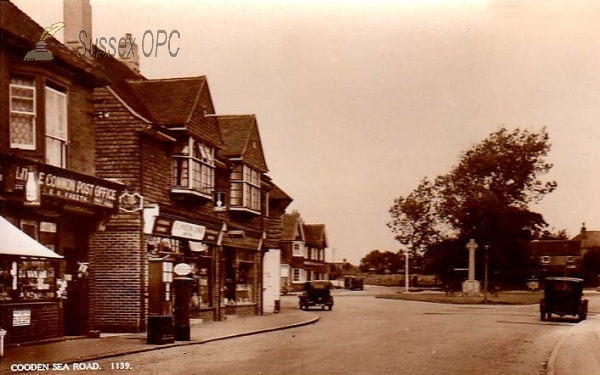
[0, 306, 318, 373]
[547, 314, 600, 375]
[1, 292, 598, 375]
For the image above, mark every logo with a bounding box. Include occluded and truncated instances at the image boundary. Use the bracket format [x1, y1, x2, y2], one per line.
[24, 22, 65, 61]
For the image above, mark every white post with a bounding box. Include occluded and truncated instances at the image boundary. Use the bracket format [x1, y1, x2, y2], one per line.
[405, 250, 409, 292]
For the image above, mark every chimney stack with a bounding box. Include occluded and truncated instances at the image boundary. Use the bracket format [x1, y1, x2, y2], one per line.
[64, 0, 92, 51]
[118, 33, 140, 73]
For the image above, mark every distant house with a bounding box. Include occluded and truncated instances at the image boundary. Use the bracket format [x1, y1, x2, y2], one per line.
[528, 240, 582, 277]
[280, 211, 329, 292]
[570, 224, 600, 256]
[528, 223, 600, 281]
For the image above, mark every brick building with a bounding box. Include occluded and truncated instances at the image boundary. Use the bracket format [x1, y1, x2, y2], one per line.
[91, 73, 292, 331]
[1, 0, 292, 342]
[280, 211, 329, 292]
[0, 1, 139, 344]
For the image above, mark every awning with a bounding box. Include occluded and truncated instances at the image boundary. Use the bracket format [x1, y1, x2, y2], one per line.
[0, 216, 63, 259]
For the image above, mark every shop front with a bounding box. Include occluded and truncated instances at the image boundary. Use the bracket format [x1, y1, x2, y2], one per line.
[222, 233, 262, 317]
[0, 154, 122, 342]
[147, 214, 222, 322]
[0, 215, 64, 346]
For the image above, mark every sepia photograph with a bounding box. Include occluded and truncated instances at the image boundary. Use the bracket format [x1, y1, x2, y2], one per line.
[1, 0, 599, 374]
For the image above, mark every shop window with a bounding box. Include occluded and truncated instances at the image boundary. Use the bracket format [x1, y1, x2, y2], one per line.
[9, 75, 36, 150]
[224, 248, 256, 305]
[188, 255, 213, 310]
[1, 259, 57, 301]
[230, 165, 261, 213]
[45, 86, 68, 167]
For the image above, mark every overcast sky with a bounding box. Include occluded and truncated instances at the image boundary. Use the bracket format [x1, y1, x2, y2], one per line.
[13, 0, 600, 264]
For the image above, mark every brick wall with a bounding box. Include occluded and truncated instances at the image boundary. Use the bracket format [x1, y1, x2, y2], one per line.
[88, 214, 145, 332]
[1, 303, 61, 345]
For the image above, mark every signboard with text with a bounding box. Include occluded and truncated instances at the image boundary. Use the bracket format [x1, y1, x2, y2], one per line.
[1, 154, 121, 210]
[152, 216, 208, 241]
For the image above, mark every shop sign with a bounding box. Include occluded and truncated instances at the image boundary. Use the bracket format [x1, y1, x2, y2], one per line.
[119, 191, 144, 212]
[13, 309, 31, 326]
[2, 157, 120, 209]
[152, 216, 206, 241]
[173, 263, 193, 276]
[153, 217, 173, 236]
[172, 220, 205, 241]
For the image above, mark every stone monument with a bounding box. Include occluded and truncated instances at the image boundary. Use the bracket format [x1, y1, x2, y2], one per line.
[462, 239, 481, 295]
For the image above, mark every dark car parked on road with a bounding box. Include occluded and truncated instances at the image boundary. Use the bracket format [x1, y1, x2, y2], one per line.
[299, 280, 334, 311]
[539, 277, 588, 322]
[344, 276, 364, 290]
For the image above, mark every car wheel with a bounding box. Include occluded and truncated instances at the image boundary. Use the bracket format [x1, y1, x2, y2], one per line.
[328, 305, 333, 311]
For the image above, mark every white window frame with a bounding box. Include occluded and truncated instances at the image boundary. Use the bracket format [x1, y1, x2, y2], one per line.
[9, 76, 36, 150]
[230, 165, 261, 213]
[45, 86, 68, 167]
[172, 137, 215, 197]
[292, 242, 306, 257]
[292, 268, 306, 283]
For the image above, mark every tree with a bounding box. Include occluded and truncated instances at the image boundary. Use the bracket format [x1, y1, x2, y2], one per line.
[359, 250, 403, 274]
[388, 127, 557, 281]
[387, 178, 455, 254]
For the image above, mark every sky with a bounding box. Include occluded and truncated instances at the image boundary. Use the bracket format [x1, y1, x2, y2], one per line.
[12, 0, 600, 264]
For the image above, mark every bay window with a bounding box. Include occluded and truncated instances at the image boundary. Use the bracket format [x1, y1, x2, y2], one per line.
[172, 137, 215, 198]
[230, 165, 261, 213]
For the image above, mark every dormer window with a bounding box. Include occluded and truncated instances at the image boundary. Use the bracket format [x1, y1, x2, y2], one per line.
[230, 165, 261, 213]
[171, 137, 215, 199]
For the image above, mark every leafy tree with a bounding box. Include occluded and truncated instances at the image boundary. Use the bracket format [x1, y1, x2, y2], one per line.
[388, 127, 557, 282]
[359, 250, 403, 274]
[387, 178, 455, 254]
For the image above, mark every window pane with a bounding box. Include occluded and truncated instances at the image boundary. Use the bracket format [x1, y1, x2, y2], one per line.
[9, 76, 36, 149]
[231, 165, 243, 180]
[45, 87, 67, 167]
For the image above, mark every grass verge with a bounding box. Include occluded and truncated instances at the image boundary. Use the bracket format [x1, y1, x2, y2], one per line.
[376, 291, 542, 305]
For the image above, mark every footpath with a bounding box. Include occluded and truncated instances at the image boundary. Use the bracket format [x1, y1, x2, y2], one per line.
[547, 315, 600, 375]
[1, 307, 317, 373]
[1, 291, 598, 375]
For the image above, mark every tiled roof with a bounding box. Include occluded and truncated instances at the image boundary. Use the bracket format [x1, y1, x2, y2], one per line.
[125, 77, 206, 125]
[269, 183, 293, 201]
[304, 224, 327, 247]
[1, 1, 142, 85]
[571, 231, 600, 249]
[281, 212, 302, 241]
[528, 240, 582, 256]
[217, 115, 268, 172]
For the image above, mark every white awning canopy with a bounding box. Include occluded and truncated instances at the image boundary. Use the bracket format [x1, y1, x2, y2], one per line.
[0, 216, 63, 259]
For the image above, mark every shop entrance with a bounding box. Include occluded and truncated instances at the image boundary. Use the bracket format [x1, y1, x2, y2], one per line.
[63, 247, 88, 336]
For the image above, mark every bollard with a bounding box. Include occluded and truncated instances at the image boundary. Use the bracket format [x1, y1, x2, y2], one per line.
[0, 328, 6, 357]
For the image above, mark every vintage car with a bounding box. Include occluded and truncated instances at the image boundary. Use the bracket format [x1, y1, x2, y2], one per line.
[344, 275, 365, 291]
[539, 277, 588, 322]
[299, 280, 334, 311]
